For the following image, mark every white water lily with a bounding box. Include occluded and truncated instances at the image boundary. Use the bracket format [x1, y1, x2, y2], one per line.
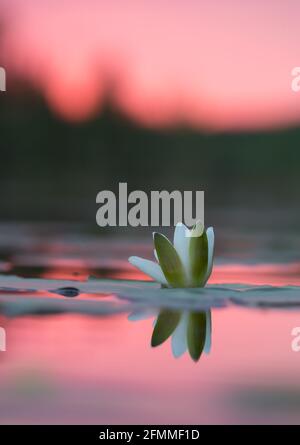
[129, 221, 214, 288]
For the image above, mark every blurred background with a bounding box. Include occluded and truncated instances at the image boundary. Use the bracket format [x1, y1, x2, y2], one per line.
[0, 0, 300, 233]
[1, 2, 300, 425]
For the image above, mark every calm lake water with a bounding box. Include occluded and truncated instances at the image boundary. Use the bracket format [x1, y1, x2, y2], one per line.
[0, 222, 300, 424]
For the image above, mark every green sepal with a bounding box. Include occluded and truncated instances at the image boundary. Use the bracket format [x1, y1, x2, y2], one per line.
[189, 221, 208, 287]
[154, 232, 186, 288]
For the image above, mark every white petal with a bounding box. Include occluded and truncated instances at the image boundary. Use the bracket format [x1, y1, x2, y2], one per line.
[171, 312, 188, 358]
[173, 222, 191, 281]
[204, 311, 212, 354]
[204, 227, 214, 284]
[128, 256, 168, 286]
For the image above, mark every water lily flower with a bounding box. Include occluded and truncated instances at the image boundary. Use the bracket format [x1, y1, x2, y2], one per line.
[129, 221, 214, 288]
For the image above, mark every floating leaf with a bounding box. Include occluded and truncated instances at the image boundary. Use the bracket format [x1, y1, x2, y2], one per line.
[153, 233, 186, 287]
[151, 309, 181, 347]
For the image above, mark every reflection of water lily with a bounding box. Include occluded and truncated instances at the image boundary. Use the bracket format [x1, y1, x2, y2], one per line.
[129, 308, 212, 362]
[129, 221, 214, 288]
[151, 310, 211, 361]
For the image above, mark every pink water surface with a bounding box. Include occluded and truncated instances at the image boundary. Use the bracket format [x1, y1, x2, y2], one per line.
[0, 273, 300, 424]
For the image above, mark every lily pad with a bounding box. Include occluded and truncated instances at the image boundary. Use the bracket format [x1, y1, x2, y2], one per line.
[1, 274, 300, 318]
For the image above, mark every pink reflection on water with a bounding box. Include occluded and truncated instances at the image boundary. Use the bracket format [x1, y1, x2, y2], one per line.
[0, 307, 300, 424]
[116, 262, 300, 286]
[209, 263, 300, 286]
[32, 261, 300, 286]
[1, 242, 300, 423]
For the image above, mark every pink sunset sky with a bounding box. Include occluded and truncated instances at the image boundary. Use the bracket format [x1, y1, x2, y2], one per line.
[1, 0, 300, 129]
